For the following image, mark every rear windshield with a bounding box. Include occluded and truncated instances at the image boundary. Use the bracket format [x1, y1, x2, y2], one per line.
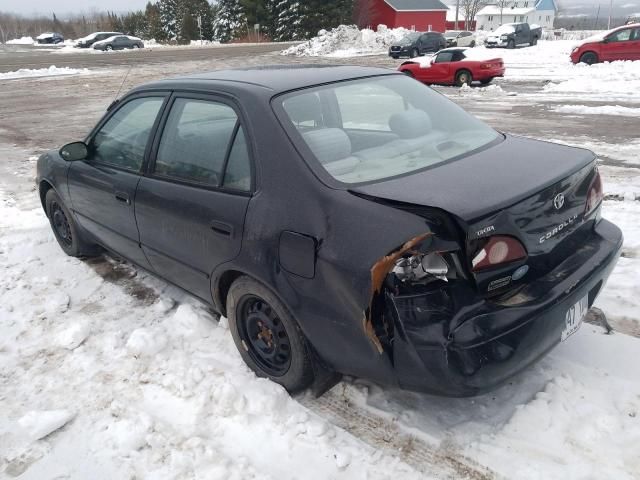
[276, 75, 500, 185]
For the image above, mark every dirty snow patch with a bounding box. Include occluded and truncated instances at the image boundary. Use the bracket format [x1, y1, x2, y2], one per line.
[551, 104, 640, 117]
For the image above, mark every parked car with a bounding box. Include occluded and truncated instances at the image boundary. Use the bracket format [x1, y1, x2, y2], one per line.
[37, 65, 622, 397]
[570, 23, 640, 64]
[75, 31, 123, 48]
[444, 30, 476, 48]
[92, 35, 144, 51]
[399, 47, 504, 86]
[485, 22, 541, 48]
[36, 32, 64, 44]
[389, 31, 447, 58]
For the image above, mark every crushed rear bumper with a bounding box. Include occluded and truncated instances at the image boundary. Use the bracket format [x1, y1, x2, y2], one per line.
[388, 219, 622, 396]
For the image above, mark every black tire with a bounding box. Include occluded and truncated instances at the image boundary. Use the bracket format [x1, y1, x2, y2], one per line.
[579, 51, 598, 65]
[507, 39, 515, 49]
[410, 48, 419, 58]
[45, 189, 100, 258]
[455, 69, 473, 87]
[402, 69, 414, 77]
[227, 276, 315, 393]
[470, 40, 476, 47]
[480, 77, 494, 85]
[530, 37, 538, 46]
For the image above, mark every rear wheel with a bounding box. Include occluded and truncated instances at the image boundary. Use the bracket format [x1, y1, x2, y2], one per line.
[530, 37, 538, 46]
[227, 276, 315, 393]
[455, 69, 473, 87]
[45, 189, 100, 258]
[410, 48, 419, 58]
[579, 51, 598, 65]
[507, 39, 515, 49]
[105, 45, 113, 51]
[470, 40, 476, 47]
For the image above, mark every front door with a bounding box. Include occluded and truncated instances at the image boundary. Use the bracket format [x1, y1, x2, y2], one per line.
[135, 95, 253, 301]
[601, 27, 634, 61]
[67, 94, 167, 269]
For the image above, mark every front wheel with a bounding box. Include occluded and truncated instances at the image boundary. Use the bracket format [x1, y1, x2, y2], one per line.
[105, 45, 113, 51]
[402, 69, 414, 77]
[470, 40, 476, 47]
[132, 44, 139, 49]
[410, 48, 419, 58]
[579, 52, 598, 65]
[455, 69, 473, 87]
[45, 189, 100, 257]
[507, 39, 515, 49]
[227, 276, 316, 393]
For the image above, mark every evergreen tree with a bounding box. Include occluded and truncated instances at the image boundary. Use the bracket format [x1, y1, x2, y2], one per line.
[213, 0, 246, 42]
[179, 11, 198, 42]
[159, 0, 181, 40]
[145, 2, 165, 40]
[274, 0, 303, 40]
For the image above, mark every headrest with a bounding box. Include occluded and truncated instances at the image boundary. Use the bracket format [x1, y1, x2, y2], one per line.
[389, 110, 432, 139]
[302, 128, 352, 164]
[284, 93, 323, 125]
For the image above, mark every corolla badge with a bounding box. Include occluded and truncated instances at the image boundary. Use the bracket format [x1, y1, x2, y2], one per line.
[553, 193, 565, 210]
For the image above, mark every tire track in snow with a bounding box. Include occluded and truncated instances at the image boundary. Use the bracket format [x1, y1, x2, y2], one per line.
[299, 388, 495, 480]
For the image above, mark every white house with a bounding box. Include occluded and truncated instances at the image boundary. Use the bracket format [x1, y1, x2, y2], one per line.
[475, 0, 557, 31]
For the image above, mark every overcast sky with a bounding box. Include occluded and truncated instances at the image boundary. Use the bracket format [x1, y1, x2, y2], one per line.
[1, 0, 149, 16]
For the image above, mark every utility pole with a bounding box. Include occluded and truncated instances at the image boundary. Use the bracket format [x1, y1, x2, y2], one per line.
[595, 4, 600, 29]
[607, 0, 613, 29]
[455, 0, 460, 30]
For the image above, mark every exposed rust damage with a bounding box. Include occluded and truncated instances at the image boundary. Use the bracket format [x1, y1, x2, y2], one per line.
[363, 232, 433, 353]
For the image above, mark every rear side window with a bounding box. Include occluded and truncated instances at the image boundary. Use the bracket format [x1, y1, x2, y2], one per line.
[90, 96, 164, 171]
[155, 98, 251, 190]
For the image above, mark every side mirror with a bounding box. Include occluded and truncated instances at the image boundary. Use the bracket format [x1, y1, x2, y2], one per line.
[602, 37, 610, 43]
[59, 141, 88, 161]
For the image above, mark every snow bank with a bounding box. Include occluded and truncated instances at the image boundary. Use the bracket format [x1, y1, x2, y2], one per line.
[6, 36, 34, 45]
[0, 65, 90, 81]
[282, 24, 414, 57]
[552, 104, 640, 117]
[18, 410, 75, 440]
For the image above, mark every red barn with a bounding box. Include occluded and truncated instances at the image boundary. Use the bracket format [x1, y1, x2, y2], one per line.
[371, 0, 448, 32]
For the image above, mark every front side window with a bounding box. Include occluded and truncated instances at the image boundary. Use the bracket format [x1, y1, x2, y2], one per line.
[609, 29, 631, 42]
[90, 96, 164, 171]
[278, 76, 500, 185]
[154, 98, 243, 187]
[435, 51, 454, 63]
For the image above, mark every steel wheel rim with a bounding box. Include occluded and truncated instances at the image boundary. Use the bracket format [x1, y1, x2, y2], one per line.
[460, 73, 470, 84]
[238, 295, 291, 377]
[51, 201, 72, 247]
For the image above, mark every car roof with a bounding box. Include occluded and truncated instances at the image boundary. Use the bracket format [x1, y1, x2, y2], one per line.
[437, 47, 468, 53]
[137, 65, 398, 95]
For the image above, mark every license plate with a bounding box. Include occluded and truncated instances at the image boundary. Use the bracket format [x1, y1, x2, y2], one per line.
[561, 295, 588, 341]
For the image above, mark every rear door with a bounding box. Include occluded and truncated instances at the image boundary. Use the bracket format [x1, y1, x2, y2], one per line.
[135, 94, 253, 301]
[67, 93, 168, 269]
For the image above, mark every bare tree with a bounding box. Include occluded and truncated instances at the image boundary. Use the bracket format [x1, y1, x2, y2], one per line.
[461, 0, 489, 29]
[353, 0, 376, 29]
[495, 0, 511, 25]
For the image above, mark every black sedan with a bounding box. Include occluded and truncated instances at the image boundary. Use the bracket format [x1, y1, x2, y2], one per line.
[37, 65, 622, 396]
[92, 35, 144, 51]
[389, 31, 446, 58]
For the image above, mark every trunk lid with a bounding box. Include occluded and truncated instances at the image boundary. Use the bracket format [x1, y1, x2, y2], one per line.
[351, 135, 598, 293]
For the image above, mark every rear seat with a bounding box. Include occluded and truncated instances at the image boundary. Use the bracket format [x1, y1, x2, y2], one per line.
[302, 128, 360, 176]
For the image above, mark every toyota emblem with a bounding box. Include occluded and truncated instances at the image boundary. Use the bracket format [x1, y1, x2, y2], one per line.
[553, 193, 565, 210]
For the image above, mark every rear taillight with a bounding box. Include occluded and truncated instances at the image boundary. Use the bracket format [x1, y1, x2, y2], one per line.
[472, 236, 527, 272]
[481, 63, 491, 69]
[585, 170, 603, 217]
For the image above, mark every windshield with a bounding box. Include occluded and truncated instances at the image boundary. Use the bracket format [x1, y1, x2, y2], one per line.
[397, 32, 421, 44]
[277, 76, 500, 185]
[494, 24, 516, 35]
[444, 31, 461, 38]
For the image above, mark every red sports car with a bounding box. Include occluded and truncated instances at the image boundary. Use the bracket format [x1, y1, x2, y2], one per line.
[398, 47, 505, 86]
[570, 23, 640, 64]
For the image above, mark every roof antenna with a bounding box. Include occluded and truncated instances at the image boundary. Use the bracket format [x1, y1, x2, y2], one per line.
[108, 65, 132, 111]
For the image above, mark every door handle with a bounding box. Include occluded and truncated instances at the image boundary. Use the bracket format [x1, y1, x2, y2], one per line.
[115, 191, 130, 205]
[210, 221, 234, 237]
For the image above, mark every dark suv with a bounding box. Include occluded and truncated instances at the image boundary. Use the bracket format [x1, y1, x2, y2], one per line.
[389, 31, 446, 58]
